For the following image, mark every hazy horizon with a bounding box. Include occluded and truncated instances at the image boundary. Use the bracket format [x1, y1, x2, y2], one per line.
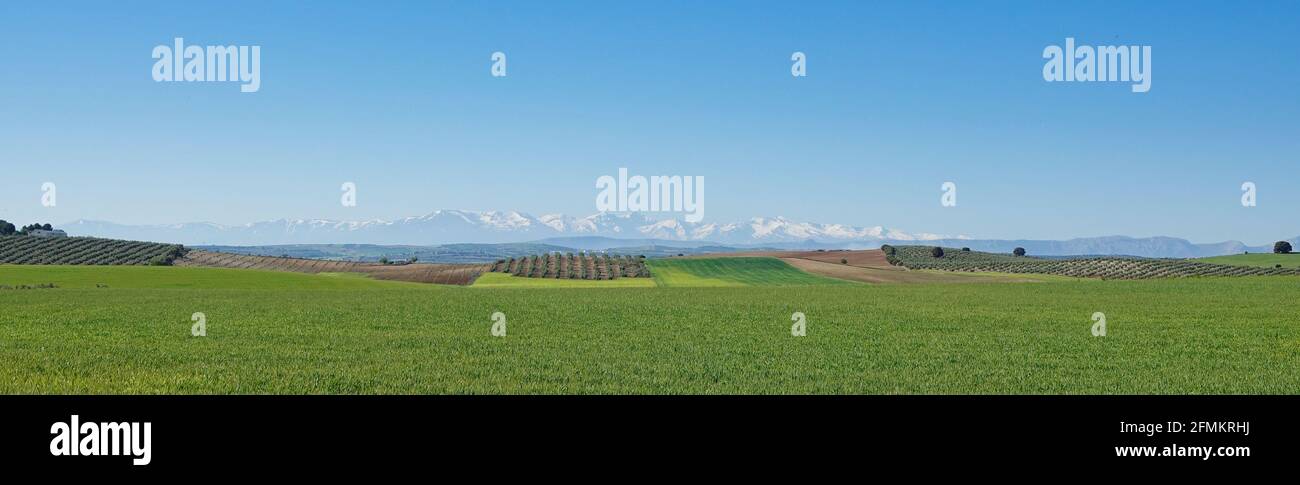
[51, 208, 1300, 248]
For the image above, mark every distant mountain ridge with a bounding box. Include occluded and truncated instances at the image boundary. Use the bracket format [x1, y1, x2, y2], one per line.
[60, 210, 1298, 258]
[62, 210, 953, 246]
[194, 241, 763, 263]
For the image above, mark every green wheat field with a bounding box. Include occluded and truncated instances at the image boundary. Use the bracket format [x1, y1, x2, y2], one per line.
[3, 260, 1298, 394]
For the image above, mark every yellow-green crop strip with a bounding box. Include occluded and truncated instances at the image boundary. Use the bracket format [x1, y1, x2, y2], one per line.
[647, 257, 855, 287]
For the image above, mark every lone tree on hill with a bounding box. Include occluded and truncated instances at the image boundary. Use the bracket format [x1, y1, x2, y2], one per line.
[1275, 241, 1294, 254]
[1013, 247, 1026, 257]
[930, 246, 944, 258]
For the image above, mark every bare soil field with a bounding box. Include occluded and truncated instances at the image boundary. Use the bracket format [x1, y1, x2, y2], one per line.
[359, 263, 492, 285]
[177, 250, 490, 285]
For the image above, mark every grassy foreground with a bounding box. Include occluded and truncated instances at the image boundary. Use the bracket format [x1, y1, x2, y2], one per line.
[1, 265, 1298, 394]
[0, 264, 423, 290]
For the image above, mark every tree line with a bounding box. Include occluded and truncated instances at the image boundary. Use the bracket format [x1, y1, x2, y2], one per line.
[0, 220, 55, 236]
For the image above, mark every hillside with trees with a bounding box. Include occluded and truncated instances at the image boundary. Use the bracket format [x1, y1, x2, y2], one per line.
[0, 235, 186, 265]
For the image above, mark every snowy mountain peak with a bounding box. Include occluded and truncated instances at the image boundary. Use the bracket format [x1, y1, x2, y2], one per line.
[59, 210, 955, 246]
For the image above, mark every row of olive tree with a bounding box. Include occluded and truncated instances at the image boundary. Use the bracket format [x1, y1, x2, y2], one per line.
[927, 242, 1294, 258]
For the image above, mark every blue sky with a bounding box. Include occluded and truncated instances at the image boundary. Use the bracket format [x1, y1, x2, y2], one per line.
[1, 0, 1297, 244]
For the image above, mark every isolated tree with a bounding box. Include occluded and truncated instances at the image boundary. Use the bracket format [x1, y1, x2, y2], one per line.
[931, 246, 944, 258]
[841, 258, 848, 264]
[961, 247, 971, 252]
[0, 220, 14, 236]
[379, 256, 390, 265]
[1013, 247, 1026, 257]
[1275, 241, 1293, 254]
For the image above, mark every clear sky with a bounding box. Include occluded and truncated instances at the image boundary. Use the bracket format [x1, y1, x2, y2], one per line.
[1, 1, 1296, 244]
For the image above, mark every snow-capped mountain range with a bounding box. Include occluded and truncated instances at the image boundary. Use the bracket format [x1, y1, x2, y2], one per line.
[62, 210, 960, 246]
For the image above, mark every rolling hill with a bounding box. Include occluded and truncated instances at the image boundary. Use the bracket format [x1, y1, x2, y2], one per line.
[0, 235, 184, 266]
[63, 212, 1298, 258]
[887, 245, 1300, 279]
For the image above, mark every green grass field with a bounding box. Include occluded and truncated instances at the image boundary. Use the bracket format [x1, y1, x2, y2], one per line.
[2, 264, 1298, 394]
[1197, 253, 1300, 269]
[647, 257, 854, 287]
[0, 264, 422, 290]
